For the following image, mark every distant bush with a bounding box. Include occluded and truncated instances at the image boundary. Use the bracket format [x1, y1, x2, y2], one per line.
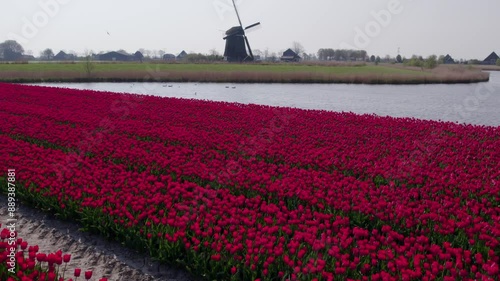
[468, 59, 481, 65]
[496, 59, 500, 66]
[404, 56, 424, 67]
[402, 55, 437, 69]
[425, 55, 438, 69]
[185, 53, 223, 63]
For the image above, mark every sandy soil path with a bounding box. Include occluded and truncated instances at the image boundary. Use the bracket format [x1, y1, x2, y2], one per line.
[0, 196, 200, 281]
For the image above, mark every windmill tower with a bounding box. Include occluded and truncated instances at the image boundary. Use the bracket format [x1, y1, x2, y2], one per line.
[223, 0, 260, 62]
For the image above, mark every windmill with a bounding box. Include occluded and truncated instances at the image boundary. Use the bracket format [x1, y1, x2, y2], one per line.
[223, 0, 260, 62]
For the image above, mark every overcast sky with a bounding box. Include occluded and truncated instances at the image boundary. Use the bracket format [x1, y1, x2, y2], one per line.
[2, 0, 499, 60]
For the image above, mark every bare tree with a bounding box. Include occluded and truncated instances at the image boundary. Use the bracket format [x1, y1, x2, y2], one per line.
[83, 49, 95, 78]
[209, 48, 220, 56]
[269, 52, 278, 62]
[292, 42, 305, 56]
[252, 49, 263, 57]
[152, 50, 159, 59]
[263, 48, 270, 60]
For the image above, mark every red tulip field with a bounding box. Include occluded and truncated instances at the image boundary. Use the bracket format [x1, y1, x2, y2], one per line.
[0, 83, 499, 280]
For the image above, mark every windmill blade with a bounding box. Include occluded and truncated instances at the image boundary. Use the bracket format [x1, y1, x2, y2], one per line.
[232, 0, 244, 28]
[244, 36, 254, 60]
[245, 22, 261, 30]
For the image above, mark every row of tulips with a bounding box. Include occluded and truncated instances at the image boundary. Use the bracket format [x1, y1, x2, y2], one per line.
[0, 224, 105, 281]
[0, 83, 499, 280]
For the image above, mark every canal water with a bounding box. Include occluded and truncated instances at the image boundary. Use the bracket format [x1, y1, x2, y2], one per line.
[36, 71, 500, 127]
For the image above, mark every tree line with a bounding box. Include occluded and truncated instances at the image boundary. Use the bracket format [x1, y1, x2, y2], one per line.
[317, 49, 367, 61]
[2, 40, 499, 66]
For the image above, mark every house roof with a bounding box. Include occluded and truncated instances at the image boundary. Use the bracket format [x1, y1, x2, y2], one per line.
[116, 50, 132, 56]
[100, 51, 132, 57]
[283, 48, 298, 57]
[54, 51, 71, 59]
[98, 51, 136, 61]
[281, 49, 301, 61]
[443, 54, 455, 63]
[484, 52, 499, 61]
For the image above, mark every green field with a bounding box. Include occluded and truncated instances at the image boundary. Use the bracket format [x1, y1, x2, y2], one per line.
[0, 62, 420, 74]
[0, 62, 489, 84]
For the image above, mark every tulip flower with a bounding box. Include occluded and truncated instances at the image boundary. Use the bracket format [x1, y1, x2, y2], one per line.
[74, 268, 81, 277]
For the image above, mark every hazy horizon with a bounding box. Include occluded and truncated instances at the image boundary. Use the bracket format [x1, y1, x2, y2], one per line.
[2, 0, 499, 60]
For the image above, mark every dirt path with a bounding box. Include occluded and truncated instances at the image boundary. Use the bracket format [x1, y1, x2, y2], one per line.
[0, 196, 200, 281]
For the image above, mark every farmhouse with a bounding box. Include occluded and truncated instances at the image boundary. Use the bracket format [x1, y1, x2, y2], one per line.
[99, 51, 136, 62]
[54, 51, 76, 61]
[482, 52, 499, 65]
[177, 51, 188, 60]
[443, 54, 455, 64]
[280, 49, 301, 62]
[177, 50, 188, 60]
[133, 51, 144, 62]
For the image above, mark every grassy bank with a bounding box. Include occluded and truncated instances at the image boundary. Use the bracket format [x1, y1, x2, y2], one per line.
[0, 62, 489, 84]
[472, 65, 500, 71]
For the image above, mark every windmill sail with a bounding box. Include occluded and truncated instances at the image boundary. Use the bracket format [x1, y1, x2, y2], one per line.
[245, 22, 261, 30]
[232, 0, 243, 29]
